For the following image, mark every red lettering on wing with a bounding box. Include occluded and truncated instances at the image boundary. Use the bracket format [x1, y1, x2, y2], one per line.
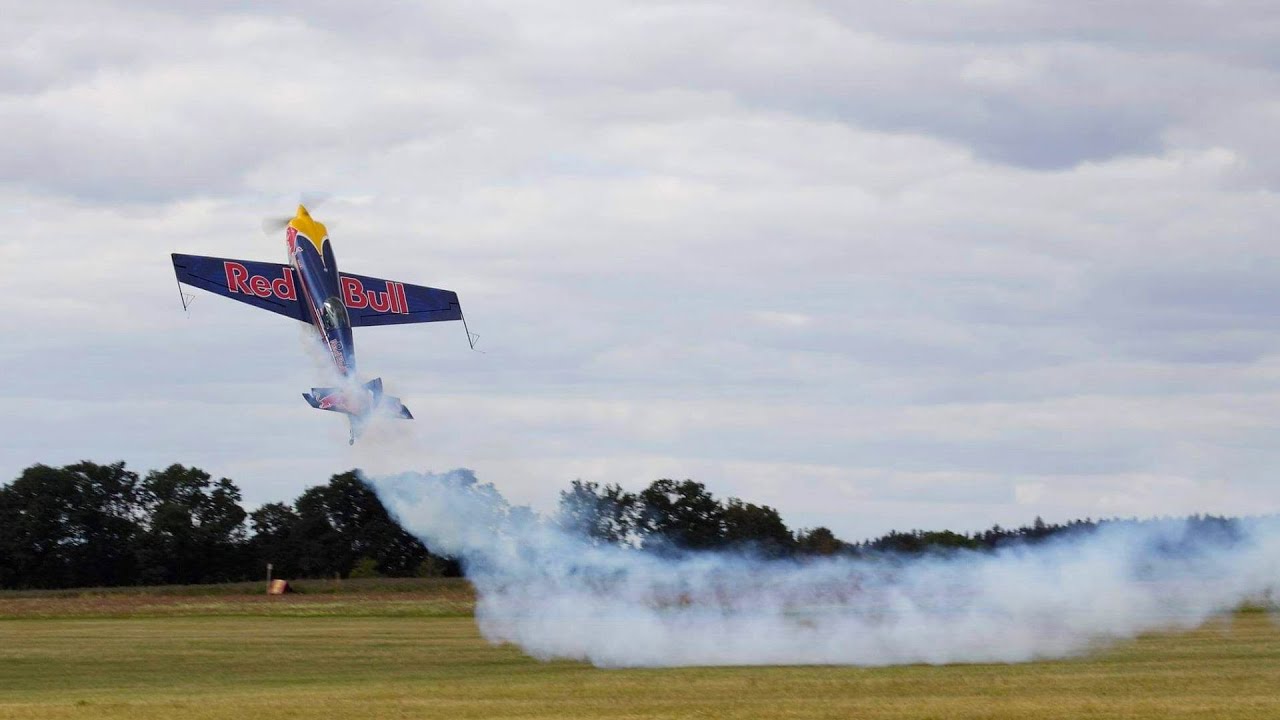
[224, 262, 251, 294]
[249, 275, 271, 297]
[272, 269, 297, 301]
[341, 276, 368, 309]
[393, 282, 407, 314]
[367, 288, 393, 312]
[387, 282, 400, 314]
[225, 262, 302, 305]
[337, 276, 411, 314]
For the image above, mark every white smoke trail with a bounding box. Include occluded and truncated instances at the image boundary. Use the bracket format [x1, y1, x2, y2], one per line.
[296, 323, 342, 383]
[368, 469, 1280, 668]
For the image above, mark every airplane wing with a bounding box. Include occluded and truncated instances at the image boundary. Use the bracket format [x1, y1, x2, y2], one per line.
[171, 253, 309, 322]
[339, 271, 463, 327]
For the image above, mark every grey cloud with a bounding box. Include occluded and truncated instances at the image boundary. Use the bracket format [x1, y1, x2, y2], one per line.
[0, 4, 509, 201]
[13, 1, 1275, 205]
[498, 5, 1224, 168]
[813, 1, 1280, 67]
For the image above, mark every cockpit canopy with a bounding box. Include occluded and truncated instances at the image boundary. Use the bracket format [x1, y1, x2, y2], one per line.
[320, 297, 350, 334]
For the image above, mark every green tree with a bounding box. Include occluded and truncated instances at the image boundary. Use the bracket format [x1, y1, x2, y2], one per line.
[292, 471, 441, 578]
[637, 479, 726, 551]
[138, 464, 248, 584]
[0, 462, 144, 589]
[557, 480, 640, 545]
[795, 526, 845, 556]
[62, 461, 147, 585]
[722, 498, 796, 557]
[248, 502, 302, 578]
[348, 556, 381, 579]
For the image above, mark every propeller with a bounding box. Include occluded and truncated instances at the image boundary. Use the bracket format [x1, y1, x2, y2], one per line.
[299, 190, 331, 209]
[260, 192, 334, 237]
[261, 215, 292, 235]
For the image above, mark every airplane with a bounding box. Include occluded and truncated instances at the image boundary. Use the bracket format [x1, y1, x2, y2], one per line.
[171, 204, 471, 444]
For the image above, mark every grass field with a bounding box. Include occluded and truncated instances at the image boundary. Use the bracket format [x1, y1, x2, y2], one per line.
[2, 583, 1279, 719]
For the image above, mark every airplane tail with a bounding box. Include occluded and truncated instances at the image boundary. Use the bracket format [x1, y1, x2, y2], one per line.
[302, 377, 413, 430]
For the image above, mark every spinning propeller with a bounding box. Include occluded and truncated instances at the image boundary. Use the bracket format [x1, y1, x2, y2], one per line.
[261, 192, 333, 236]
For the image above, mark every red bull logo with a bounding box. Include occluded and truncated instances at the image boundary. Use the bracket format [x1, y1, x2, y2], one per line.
[318, 392, 351, 412]
[316, 388, 371, 415]
[223, 261, 409, 315]
[328, 339, 348, 373]
[341, 276, 408, 314]
[224, 262, 297, 300]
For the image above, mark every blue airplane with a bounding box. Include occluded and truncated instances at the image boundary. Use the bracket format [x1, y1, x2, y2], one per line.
[171, 205, 470, 444]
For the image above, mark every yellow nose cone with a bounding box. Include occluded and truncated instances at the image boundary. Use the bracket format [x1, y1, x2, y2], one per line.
[289, 204, 328, 252]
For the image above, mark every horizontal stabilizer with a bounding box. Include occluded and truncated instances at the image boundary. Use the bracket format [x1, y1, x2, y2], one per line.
[302, 378, 411, 420]
[390, 399, 413, 420]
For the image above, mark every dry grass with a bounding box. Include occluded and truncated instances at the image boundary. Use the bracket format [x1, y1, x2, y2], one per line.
[1, 593, 1278, 719]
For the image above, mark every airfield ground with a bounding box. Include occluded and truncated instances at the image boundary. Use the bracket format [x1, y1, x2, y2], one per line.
[1, 579, 1278, 719]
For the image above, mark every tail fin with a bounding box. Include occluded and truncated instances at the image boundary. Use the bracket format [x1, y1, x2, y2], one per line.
[359, 377, 412, 418]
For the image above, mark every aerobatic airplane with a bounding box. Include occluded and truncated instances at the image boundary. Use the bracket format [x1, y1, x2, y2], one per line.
[171, 205, 469, 444]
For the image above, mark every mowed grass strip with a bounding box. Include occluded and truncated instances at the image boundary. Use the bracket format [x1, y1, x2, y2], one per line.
[2, 606, 1279, 719]
[0, 577, 471, 600]
[0, 579, 476, 620]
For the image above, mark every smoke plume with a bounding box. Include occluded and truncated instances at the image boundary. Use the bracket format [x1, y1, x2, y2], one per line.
[368, 469, 1279, 668]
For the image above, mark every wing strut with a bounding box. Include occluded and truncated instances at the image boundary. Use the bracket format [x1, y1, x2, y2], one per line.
[461, 311, 482, 352]
[175, 278, 194, 315]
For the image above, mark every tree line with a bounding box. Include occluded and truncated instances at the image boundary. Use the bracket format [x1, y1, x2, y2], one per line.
[0, 462, 448, 590]
[557, 479, 1245, 557]
[0, 461, 1249, 590]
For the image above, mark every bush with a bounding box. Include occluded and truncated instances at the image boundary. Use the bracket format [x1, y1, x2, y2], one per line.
[348, 557, 381, 579]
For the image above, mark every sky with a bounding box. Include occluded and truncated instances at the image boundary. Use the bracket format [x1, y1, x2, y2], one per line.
[4, 1, 1280, 541]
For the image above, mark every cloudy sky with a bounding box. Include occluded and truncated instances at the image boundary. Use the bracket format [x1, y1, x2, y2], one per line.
[5, 1, 1280, 540]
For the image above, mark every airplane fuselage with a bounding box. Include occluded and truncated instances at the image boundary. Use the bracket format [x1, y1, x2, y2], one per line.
[284, 210, 357, 380]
